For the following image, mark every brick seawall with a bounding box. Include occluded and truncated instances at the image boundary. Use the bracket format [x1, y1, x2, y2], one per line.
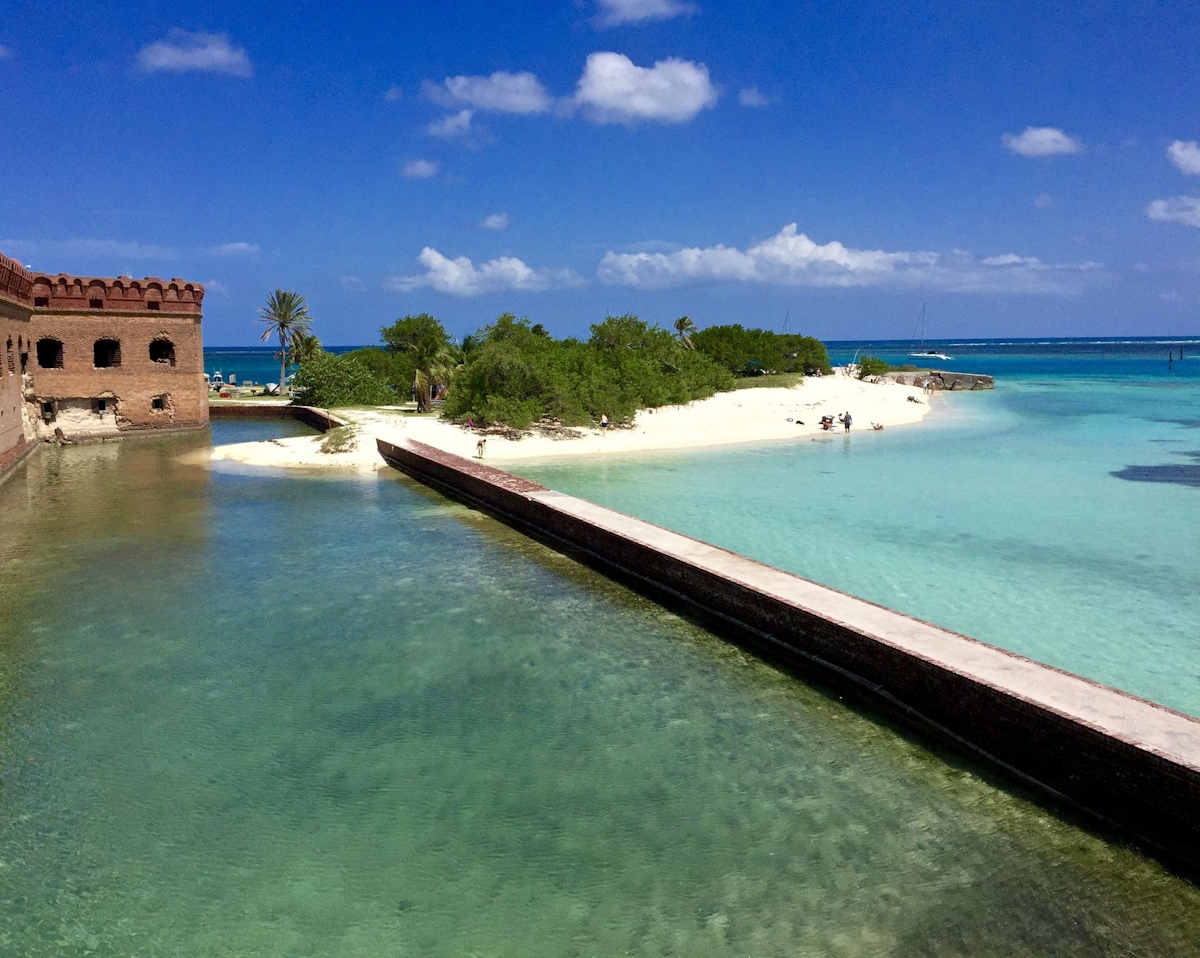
[208, 403, 346, 433]
[378, 436, 1200, 873]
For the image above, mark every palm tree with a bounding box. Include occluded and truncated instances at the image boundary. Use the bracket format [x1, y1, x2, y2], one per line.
[290, 332, 323, 367]
[674, 316, 696, 349]
[412, 339, 456, 413]
[257, 290, 313, 395]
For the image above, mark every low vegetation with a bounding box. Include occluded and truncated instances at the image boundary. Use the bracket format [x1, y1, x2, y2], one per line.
[291, 352, 395, 407]
[855, 355, 893, 379]
[290, 307, 835, 430]
[690, 325, 832, 377]
[443, 314, 734, 429]
[318, 424, 360, 454]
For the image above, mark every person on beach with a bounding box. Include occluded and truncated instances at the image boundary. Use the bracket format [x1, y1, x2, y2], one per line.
[600, 414, 609, 432]
[476, 438, 486, 458]
[844, 411, 852, 432]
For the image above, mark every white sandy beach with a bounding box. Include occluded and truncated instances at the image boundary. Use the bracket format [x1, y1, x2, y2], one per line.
[208, 373, 935, 472]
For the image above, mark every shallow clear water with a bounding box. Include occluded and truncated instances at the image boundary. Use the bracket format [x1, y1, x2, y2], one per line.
[521, 339, 1200, 717]
[1, 423, 1198, 955]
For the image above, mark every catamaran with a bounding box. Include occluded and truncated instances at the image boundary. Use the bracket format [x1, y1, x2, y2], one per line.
[908, 304, 953, 362]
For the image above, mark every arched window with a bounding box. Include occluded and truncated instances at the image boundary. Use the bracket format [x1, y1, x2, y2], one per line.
[93, 339, 121, 368]
[149, 339, 176, 366]
[36, 338, 64, 369]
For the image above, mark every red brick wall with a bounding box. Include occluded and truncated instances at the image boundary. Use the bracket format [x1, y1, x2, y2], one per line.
[0, 292, 34, 465]
[26, 310, 207, 436]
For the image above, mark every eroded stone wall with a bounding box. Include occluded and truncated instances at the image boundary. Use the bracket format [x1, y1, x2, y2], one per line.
[0, 255, 35, 470]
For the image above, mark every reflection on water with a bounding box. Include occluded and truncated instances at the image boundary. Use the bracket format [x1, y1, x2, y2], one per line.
[0, 426, 1197, 956]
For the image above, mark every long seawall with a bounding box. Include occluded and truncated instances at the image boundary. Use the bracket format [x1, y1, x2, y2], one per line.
[378, 436, 1200, 873]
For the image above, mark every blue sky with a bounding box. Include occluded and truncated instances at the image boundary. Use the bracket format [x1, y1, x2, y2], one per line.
[1, 0, 1198, 345]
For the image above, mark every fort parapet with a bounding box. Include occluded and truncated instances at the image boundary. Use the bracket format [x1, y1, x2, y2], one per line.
[0, 249, 208, 475]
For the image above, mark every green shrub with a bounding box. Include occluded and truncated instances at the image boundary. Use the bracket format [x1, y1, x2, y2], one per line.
[441, 313, 734, 429]
[691, 324, 832, 376]
[291, 353, 395, 407]
[856, 355, 893, 379]
[341, 346, 416, 397]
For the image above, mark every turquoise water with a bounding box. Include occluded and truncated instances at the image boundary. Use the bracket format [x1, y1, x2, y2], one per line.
[521, 338, 1200, 717]
[1, 423, 1198, 954]
[205, 346, 358, 386]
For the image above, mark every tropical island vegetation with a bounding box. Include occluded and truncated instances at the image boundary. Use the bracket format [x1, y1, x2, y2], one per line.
[279, 294, 834, 429]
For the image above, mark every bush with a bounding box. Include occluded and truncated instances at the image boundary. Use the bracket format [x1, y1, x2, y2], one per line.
[441, 313, 735, 429]
[291, 353, 396, 407]
[342, 346, 415, 397]
[856, 355, 893, 379]
[691, 324, 832, 376]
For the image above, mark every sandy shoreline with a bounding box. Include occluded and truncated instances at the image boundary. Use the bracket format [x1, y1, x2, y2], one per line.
[208, 372, 936, 472]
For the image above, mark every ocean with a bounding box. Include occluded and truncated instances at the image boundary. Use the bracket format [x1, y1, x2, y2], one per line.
[1, 419, 1197, 954]
[518, 336, 1200, 717]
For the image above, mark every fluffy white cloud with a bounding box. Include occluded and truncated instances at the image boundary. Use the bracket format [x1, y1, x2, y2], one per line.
[596, 224, 1098, 293]
[401, 159, 439, 179]
[210, 241, 259, 256]
[1001, 126, 1084, 157]
[593, 0, 695, 27]
[428, 109, 473, 137]
[204, 278, 230, 295]
[574, 52, 717, 124]
[389, 248, 583, 296]
[738, 86, 769, 107]
[136, 29, 252, 78]
[480, 213, 509, 230]
[424, 71, 551, 114]
[1145, 195, 1200, 228]
[1166, 140, 1200, 176]
[383, 84, 403, 102]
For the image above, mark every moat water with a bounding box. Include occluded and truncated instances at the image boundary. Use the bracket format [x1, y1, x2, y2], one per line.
[0, 420, 1198, 955]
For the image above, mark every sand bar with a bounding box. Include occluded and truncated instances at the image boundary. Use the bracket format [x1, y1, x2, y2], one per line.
[209, 372, 934, 471]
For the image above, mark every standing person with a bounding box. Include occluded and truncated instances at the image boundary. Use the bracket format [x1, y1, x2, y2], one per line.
[844, 411, 852, 432]
[476, 438, 486, 459]
[600, 414, 609, 432]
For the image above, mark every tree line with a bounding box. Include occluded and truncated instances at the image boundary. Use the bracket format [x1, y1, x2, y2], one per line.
[263, 292, 834, 426]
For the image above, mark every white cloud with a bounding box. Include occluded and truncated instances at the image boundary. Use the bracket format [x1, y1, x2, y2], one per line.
[384, 84, 403, 102]
[428, 109, 473, 138]
[738, 86, 769, 107]
[135, 29, 252, 78]
[204, 278, 229, 295]
[596, 223, 1098, 294]
[340, 276, 367, 292]
[1033, 192, 1054, 209]
[1166, 140, 1200, 176]
[210, 241, 259, 256]
[1146, 195, 1200, 228]
[424, 70, 551, 114]
[480, 213, 509, 230]
[593, 0, 696, 27]
[1002, 126, 1084, 157]
[402, 159, 440, 179]
[573, 52, 717, 124]
[388, 248, 583, 296]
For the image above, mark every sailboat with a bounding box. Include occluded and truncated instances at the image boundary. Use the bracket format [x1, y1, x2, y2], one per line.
[908, 304, 953, 361]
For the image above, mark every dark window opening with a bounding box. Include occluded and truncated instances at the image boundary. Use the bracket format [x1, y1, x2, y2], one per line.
[146, 301, 161, 310]
[41, 401, 56, 423]
[151, 396, 167, 411]
[34, 296, 49, 307]
[94, 339, 121, 368]
[149, 339, 176, 366]
[5, 339, 12, 374]
[36, 338, 64, 369]
[92, 398, 109, 416]
[20, 351, 28, 374]
[89, 298, 103, 309]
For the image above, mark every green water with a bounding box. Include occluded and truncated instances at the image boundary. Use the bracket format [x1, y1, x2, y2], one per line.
[1, 426, 1198, 956]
